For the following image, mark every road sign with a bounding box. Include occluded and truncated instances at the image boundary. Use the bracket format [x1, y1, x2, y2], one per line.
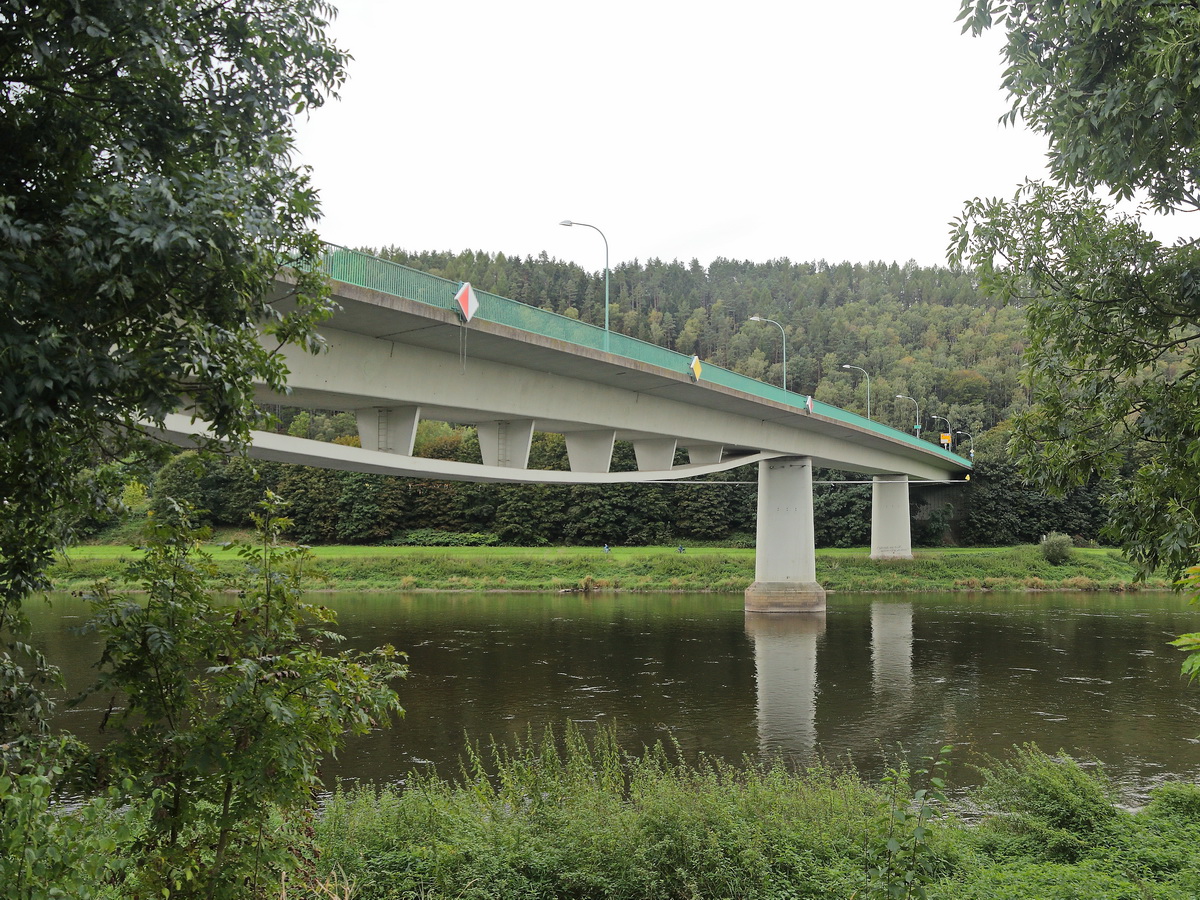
[455, 282, 479, 322]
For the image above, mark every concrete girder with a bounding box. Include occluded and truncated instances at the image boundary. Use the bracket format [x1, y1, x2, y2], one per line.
[633, 438, 677, 471]
[158, 414, 776, 484]
[477, 419, 534, 469]
[269, 327, 960, 481]
[354, 405, 420, 455]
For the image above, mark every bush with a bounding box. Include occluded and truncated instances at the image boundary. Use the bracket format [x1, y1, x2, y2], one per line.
[314, 725, 879, 900]
[972, 744, 1118, 862]
[1040, 532, 1074, 565]
[1146, 781, 1200, 822]
[386, 529, 500, 547]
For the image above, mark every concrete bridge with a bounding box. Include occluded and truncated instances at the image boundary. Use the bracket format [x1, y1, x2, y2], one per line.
[163, 245, 970, 612]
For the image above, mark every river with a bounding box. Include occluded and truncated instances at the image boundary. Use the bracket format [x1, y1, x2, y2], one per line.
[27, 590, 1200, 801]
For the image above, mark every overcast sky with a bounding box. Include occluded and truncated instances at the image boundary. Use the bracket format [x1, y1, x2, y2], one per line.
[293, 1, 1179, 271]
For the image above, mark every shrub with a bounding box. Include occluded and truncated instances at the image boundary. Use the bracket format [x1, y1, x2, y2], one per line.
[1040, 532, 1074, 565]
[386, 529, 499, 547]
[972, 745, 1118, 862]
[1146, 782, 1200, 822]
[314, 724, 879, 900]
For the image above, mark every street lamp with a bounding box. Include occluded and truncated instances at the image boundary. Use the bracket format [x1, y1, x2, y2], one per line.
[560, 220, 609, 351]
[931, 415, 951, 449]
[749, 316, 787, 389]
[840, 364, 871, 419]
[956, 430, 975, 460]
[896, 395, 919, 436]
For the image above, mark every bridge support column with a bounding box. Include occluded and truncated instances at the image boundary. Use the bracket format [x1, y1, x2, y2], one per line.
[633, 438, 677, 471]
[355, 405, 420, 455]
[745, 457, 826, 613]
[478, 419, 534, 468]
[684, 443, 724, 465]
[870, 474, 913, 560]
[564, 430, 616, 473]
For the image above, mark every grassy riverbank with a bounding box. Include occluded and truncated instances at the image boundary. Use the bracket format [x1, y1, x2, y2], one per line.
[49, 542, 1172, 593]
[303, 729, 1200, 900]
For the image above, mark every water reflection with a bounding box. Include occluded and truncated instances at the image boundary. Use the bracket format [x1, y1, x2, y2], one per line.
[871, 601, 913, 698]
[23, 591, 1200, 799]
[745, 611, 825, 757]
[745, 603, 918, 761]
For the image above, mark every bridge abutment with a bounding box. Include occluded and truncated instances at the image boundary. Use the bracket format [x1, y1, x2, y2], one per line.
[870, 474, 913, 560]
[745, 457, 826, 613]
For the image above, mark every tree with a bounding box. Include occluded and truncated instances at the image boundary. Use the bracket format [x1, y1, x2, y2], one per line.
[83, 496, 405, 898]
[1, 0, 346, 746]
[952, 1, 1200, 579]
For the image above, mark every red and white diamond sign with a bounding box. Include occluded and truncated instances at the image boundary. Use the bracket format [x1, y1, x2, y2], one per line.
[455, 282, 479, 322]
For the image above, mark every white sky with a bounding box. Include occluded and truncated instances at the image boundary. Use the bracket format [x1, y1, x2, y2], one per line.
[295, 1, 1185, 270]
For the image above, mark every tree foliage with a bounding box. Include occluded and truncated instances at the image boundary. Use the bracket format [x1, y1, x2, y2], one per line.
[0, 0, 346, 748]
[952, 1, 1200, 579]
[957, 0, 1200, 208]
[81, 495, 406, 898]
[0, 0, 345, 594]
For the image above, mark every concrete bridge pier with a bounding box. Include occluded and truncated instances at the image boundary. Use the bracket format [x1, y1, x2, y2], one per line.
[745, 457, 827, 613]
[870, 474, 913, 560]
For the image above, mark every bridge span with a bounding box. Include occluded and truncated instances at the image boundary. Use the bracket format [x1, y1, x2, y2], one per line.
[164, 246, 970, 612]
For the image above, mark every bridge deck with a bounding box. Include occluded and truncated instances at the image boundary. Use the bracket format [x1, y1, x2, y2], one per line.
[280, 245, 969, 481]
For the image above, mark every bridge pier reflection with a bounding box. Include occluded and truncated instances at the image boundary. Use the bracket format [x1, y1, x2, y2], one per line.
[745, 610, 826, 758]
[871, 600, 913, 698]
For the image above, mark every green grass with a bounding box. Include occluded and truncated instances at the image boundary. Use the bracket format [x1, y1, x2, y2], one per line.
[295, 730, 1200, 900]
[49, 542, 1171, 594]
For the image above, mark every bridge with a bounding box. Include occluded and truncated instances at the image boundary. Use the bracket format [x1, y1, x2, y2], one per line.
[163, 245, 970, 612]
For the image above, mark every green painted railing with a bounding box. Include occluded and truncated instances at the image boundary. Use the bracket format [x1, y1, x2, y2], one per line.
[317, 244, 969, 468]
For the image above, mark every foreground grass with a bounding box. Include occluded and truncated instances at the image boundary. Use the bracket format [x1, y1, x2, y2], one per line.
[50, 542, 1170, 594]
[296, 729, 1200, 900]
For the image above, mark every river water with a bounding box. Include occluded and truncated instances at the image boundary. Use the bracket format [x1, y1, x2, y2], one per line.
[28, 590, 1200, 801]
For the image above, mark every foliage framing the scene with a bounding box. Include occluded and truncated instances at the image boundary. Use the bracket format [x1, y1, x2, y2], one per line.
[0, 0, 346, 736]
[952, 2, 1200, 574]
[79, 494, 406, 898]
[952, 0, 1200, 675]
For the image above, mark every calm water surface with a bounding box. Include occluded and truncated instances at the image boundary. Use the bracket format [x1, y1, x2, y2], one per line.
[29, 591, 1200, 800]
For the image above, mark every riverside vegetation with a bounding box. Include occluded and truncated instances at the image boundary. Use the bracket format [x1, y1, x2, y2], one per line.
[50, 542, 1170, 595]
[41, 725, 1200, 899]
[305, 731, 1200, 900]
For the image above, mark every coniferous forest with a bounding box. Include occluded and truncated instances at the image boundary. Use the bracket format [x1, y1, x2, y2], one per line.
[131, 247, 1111, 550]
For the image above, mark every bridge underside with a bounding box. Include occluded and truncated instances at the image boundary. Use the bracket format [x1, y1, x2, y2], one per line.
[161, 414, 776, 484]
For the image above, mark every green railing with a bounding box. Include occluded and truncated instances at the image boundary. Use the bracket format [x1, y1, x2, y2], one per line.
[318, 244, 969, 468]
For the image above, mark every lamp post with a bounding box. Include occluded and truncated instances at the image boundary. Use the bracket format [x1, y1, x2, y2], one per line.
[749, 316, 787, 389]
[931, 415, 951, 449]
[956, 430, 975, 460]
[840, 364, 871, 419]
[896, 395, 919, 436]
[560, 220, 609, 351]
